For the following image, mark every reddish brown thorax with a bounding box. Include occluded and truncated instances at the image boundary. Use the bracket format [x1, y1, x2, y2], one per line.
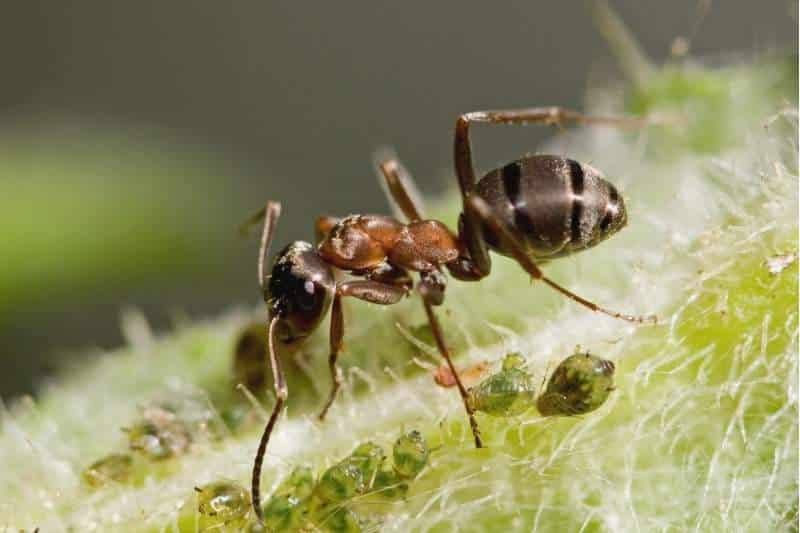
[318, 214, 459, 272]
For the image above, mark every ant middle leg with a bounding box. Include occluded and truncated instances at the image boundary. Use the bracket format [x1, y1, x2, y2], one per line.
[418, 271, 483, 448]
[318, 280, 409, 421]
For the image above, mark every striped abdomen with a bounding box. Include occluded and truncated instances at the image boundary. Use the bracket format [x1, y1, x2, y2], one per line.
[474, 155, 626, 260]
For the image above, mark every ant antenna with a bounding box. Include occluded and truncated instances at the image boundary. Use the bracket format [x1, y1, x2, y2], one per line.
[257, 202, 282, 291]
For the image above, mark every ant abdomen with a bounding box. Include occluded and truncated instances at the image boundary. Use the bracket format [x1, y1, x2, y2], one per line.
[476, 155, 626, 259]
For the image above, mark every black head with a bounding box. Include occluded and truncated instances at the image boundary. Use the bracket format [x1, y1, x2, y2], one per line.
[267, 241, 335, 341]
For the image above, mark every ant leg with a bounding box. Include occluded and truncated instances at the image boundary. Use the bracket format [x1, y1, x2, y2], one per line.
[376, 156, 424, 222]
[319, 293, 344, 421]
[465, 194, 656, 324]
[318, 280, 409, 420]
[252, 316, 287, 522]
[418, 284, 483, 448]
[315, 216, 339, 244]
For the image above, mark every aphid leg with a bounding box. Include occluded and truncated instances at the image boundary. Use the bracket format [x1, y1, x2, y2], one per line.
[318, 280, 409, 421]
[377, 156, 424, 222]
[465, 194, 656, 324]
[418, 281, 483, 448]
[315, 216, 340, 244]
[252, 316, 286, 522]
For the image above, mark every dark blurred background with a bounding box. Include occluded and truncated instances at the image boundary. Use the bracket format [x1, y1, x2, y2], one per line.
[1, 1, 796, 398]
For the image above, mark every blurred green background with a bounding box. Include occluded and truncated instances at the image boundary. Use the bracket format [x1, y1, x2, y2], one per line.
[0, 1, 796, 398]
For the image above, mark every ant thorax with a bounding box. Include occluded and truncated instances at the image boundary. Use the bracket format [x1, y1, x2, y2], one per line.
[318, 214, 459, 273]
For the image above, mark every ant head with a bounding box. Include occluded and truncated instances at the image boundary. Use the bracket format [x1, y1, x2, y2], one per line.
[267, 241, 335, 341]
[596, 181, 627, 239]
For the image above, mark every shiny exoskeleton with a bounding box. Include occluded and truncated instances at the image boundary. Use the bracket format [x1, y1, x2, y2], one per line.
[245, 106, 655, 522]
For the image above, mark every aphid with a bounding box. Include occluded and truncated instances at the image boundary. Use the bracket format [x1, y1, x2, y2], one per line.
[392, 430, 430, 479]
[348, 441, 387, 488]
[537, 351, 616, 416]
[233, 321, 269, 395]
[243, 106, 656, 519]
[82, 453, 133, 488]
[250, 466, 314, 532]
[314, 460, 367, 503]
[126, 418, 191, 460]
[467, 353, 537, 417]
[195, 480, 251, 529]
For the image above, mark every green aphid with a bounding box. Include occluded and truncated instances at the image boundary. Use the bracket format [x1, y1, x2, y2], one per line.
[467, 353, 536, 417]
[257, 493, 309, 532]
[315, 459, 366, 503]
[537, 352, 616, 416]
[348, 441, 387, 488]
[195, 480, 251, 528]
[312, 505, 363, 533]
[371, 469, 409, 500]
[126, 418, 191, 460]
[392, 430, 429, 479]
[82, 453, 133, 488]
[274, 465, 315, 500]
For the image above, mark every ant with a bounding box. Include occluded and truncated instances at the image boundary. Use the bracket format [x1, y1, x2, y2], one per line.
[242, 106, 656, 521]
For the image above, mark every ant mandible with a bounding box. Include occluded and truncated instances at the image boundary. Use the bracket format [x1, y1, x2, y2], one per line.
[243, 107, 656, 521]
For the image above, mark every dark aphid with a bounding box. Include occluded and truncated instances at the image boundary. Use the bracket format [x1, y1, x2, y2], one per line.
[392, 430, 429, 479]
[195, 480, 251, 529]
[467, 353, 537, 417]
[233, 322, 269, 395]
[245, 106, 656, 518]
[537, 352, 616, 416]
[82, 453, 133, 488]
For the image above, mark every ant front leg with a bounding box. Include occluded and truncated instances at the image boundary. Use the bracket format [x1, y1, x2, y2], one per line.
[418, 270, 483, 448]
[318, 280, 409, 421]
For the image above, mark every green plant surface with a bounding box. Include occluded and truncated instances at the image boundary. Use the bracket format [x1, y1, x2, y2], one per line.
[0, 50, 796, 532]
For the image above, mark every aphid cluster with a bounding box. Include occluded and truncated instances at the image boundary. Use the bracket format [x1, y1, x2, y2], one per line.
[442, 350, 617, 419]
[244, 106, 655, 516]
[188, 430, 429, 532]
[81, 390, 228, 489]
